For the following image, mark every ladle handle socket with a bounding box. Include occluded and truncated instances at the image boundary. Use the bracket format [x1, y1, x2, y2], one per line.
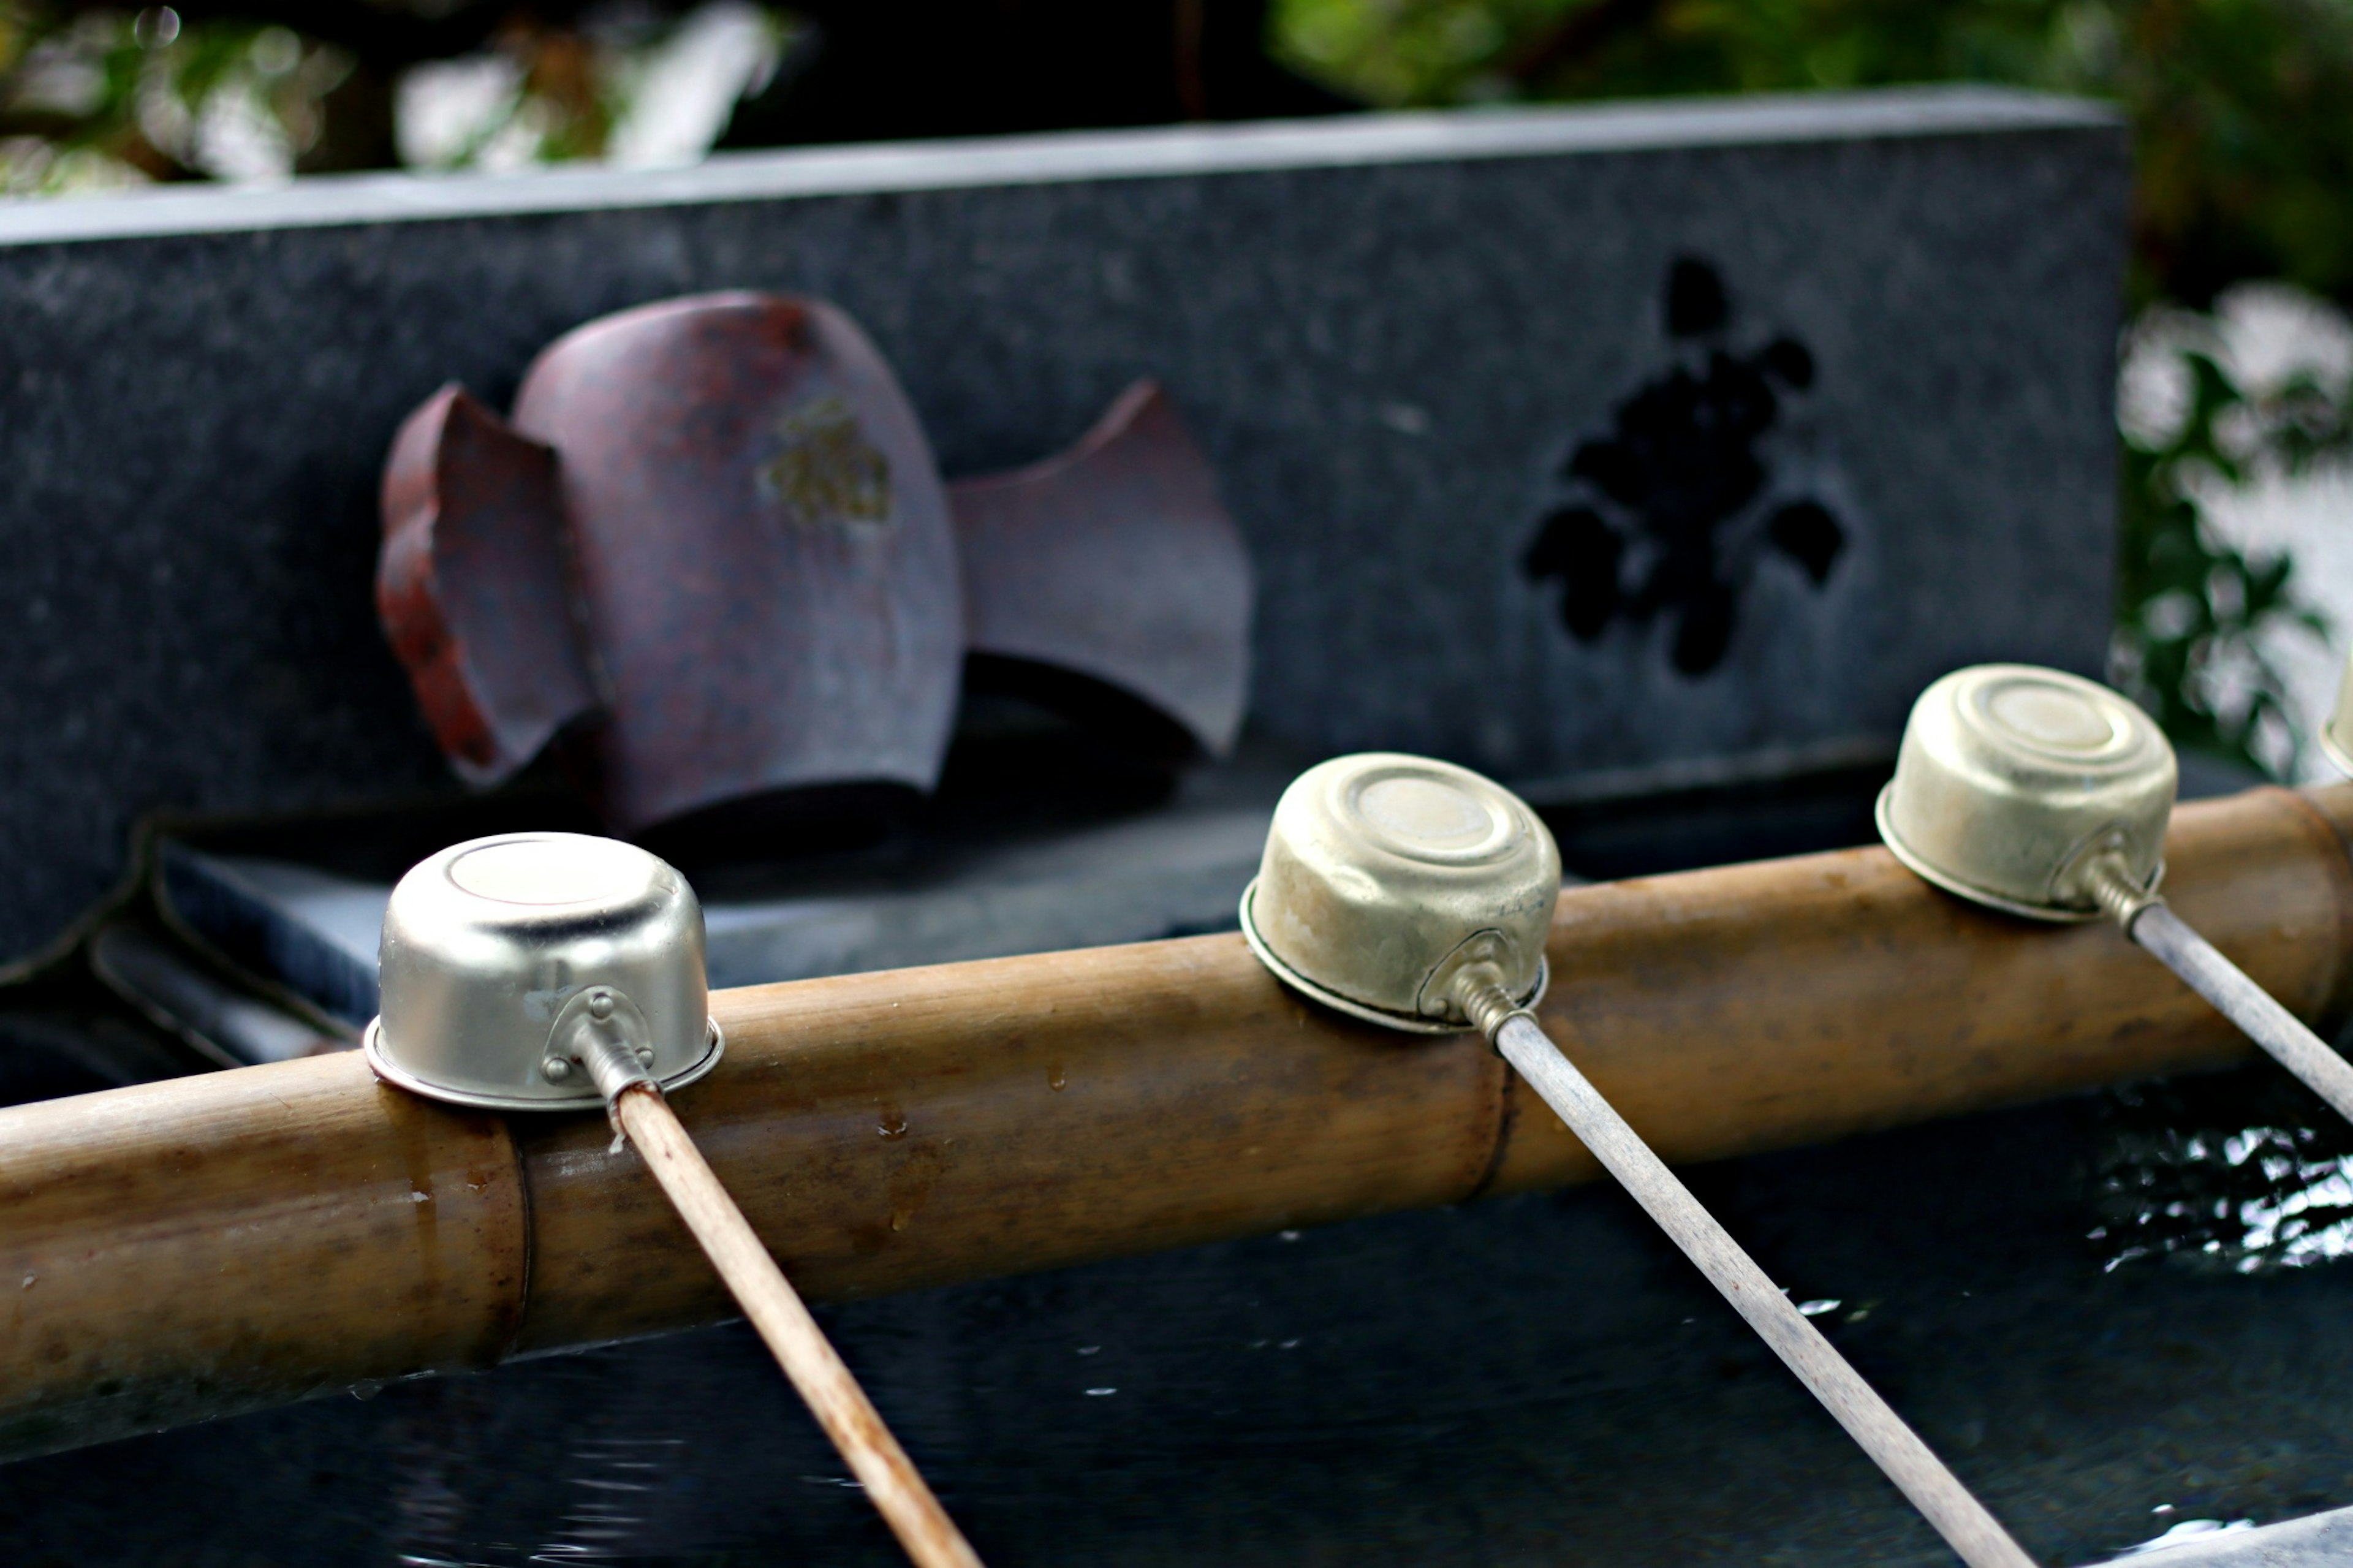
[611, 1084, 988, 1568]
[1485, 1009, 2036, 1568]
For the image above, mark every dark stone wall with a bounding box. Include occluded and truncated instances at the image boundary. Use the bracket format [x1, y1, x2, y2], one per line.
[0, 89, 2129, 964]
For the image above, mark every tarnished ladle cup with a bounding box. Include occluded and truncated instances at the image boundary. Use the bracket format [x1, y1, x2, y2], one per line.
[1880, 664, 2353, 1131]
[2324, 644, 2353, 779]
[368, 833, 983, 1568]
[1241, 754, 2034, 1568]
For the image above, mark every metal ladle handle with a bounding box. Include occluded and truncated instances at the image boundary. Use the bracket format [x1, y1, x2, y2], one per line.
[1455, 975, 2036, 1568]
[2082, 857, 2353, 1127]
[577, 1031, 987, 1568]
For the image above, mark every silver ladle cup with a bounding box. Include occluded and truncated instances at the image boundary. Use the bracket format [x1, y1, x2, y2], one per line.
[369, 833, 983, 1568]
[1880, 664, 2353, 1132]
[1242, 754, 2033, 1568]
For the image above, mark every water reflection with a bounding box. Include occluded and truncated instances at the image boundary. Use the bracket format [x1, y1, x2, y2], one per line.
[534, 1437, 687, 1562]
[2091, 1067, 2353, 1273]
[2115, 1518, 2256, 1556]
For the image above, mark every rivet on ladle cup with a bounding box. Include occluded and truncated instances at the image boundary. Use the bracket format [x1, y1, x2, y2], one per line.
[1879, 663, 2353, 1131]
[367, 833, 985, 1568]
[1241, 754, 2034, 1568]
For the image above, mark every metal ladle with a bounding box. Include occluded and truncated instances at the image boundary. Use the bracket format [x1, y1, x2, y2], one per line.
[367, 832, 983, 1568]
[1241, 753, 2034, 1568]
[1879, 662, 2353, 1130]
[2324, 644, 2353, 779]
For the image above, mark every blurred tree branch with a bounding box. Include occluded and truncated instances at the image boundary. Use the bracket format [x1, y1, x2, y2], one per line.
[46, 0, 597, 67]
[1497, 0, 1664, 85]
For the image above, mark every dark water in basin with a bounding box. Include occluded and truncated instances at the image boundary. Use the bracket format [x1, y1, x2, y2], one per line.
[6, 1059, 2353, 1567]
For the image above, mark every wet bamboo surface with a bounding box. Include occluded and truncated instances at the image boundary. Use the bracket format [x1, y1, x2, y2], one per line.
[1, 784, 2347, 1462]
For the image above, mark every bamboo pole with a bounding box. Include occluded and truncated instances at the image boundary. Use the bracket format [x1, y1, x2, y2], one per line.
[0, 784, 2345, 1461]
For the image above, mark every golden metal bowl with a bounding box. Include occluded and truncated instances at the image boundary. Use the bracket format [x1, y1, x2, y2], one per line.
[2324, 645, 2353, 777]
[365, 832, 723, 1110]
[1241, 753, 1558, 1032]
[1876, 664, 2173, 922]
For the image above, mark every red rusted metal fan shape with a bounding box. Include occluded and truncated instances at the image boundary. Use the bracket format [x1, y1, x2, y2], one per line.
[512, 294, 962, 833]
[378, 385, 594, 787]
[949, 380, 1249, 759]
[377, 290, 1251, 835]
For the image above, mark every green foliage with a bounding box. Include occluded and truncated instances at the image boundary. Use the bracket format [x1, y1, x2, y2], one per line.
[0, 6, 352, 191]
[1276, 0, 2067, 105]
[2112, 338, 2342, 775]
[1271, 0, 2353, 311]
[0, 6, 784, 186]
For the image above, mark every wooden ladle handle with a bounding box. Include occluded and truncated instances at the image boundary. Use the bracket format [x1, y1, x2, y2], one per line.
[613, 1085, 986, 1568]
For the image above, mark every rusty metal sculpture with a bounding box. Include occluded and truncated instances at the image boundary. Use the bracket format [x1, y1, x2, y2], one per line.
[949, 379, 1249, 759]
[378, 385, 597, 787]
[377, 292, 1251, 833]
[511, 292, 964, 835]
